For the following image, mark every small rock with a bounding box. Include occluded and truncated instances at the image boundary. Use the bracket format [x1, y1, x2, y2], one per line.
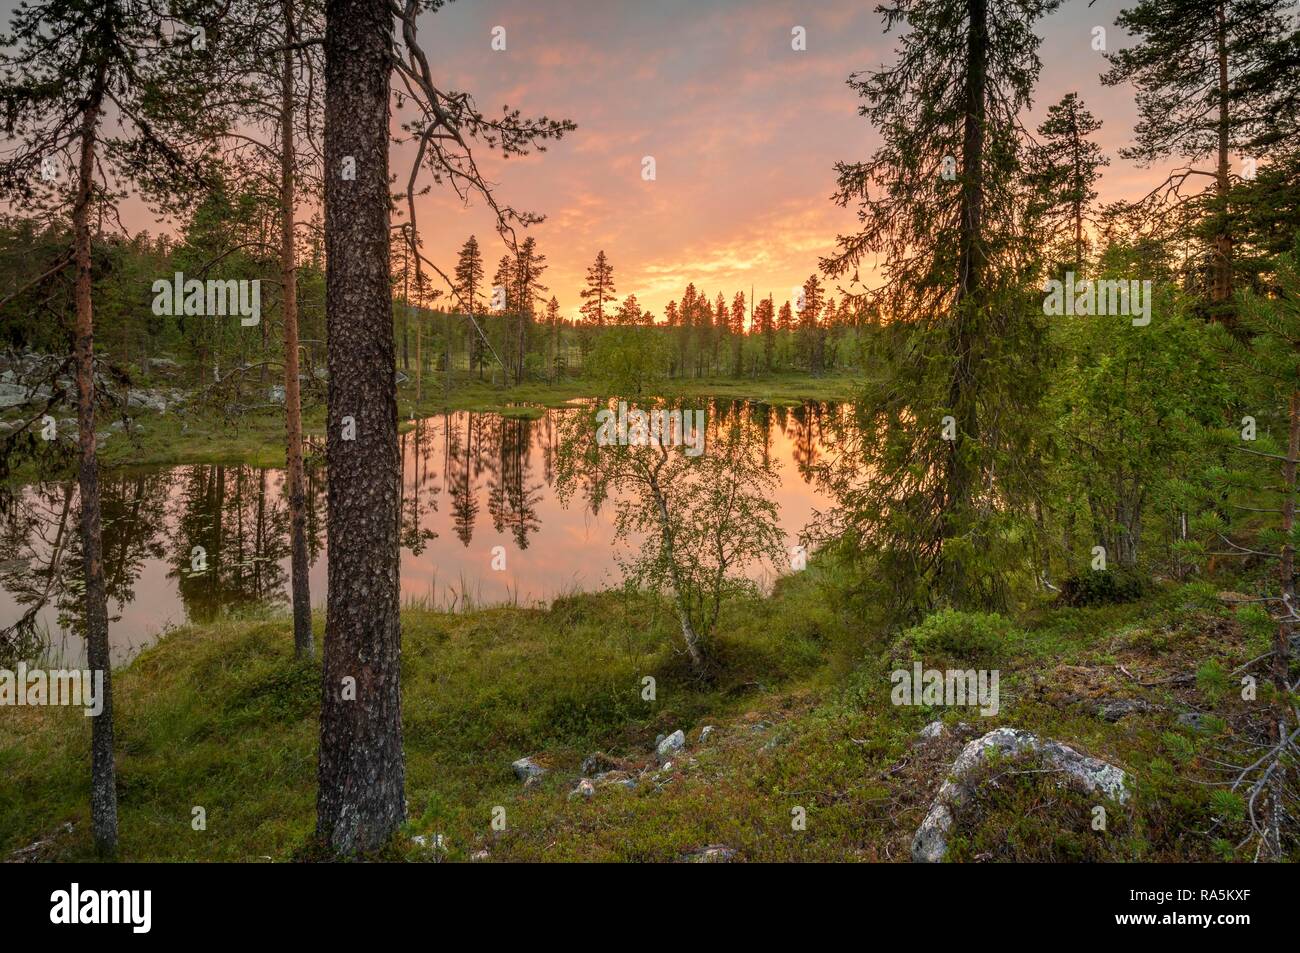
[511, 756, 545, 782]
[570, 778, 597, 799]
[126, 389, 167, 414]
[1096, 698, 1155, 723]
[699, 725, 716, 742]
[471, 849, 490, 862]
[1177, 712, 1208, 732]
[656, 729, 686, 759]
[411, 833, 445, 853]
[919, 720, 946, 740]
[682, 844, 737, 863]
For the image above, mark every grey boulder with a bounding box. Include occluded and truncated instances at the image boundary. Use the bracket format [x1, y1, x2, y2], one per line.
[511, 757, 545, 782]
[911, 727, 1129, 863]
[656, 729, 686, 759]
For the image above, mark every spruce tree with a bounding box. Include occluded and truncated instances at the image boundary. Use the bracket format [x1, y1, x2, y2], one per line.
[511, 236, 547, 383]
[1028, 92, 1108, 273]
[580, 250, 616, 327]
[730, 291, 746, 376]
[822, 0, 1058, 609]
[455, 235, 486, 378]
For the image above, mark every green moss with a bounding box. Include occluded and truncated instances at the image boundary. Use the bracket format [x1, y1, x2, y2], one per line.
[0, 576, 1285, 862]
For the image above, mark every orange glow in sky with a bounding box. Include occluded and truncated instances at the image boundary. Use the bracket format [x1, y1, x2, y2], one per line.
[108, 0, 1239, 321]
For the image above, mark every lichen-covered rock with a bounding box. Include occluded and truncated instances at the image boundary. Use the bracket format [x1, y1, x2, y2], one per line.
[911, 727, 1130, 863]
[511, 756, 545, 782]
[919, 720, 946, 740]
[656, 729, 685, 759]
[682, 844, 737, 863]
[570, 778, 597, 799]
[1096, 698, 1155, 722]
[0, 381, 51, 409]
[127, 389, 168, 414]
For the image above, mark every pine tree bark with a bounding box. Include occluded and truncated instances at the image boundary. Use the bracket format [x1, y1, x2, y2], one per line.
[940, 0, 988, 602]
[282, 0, 313, 661]
[73, 61, 118, 858]
[317, 0, 405, 854]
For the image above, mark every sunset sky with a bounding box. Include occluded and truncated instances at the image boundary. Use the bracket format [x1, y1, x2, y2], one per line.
[79, 0, 1240, 321]
[393, 0, 1171, 321]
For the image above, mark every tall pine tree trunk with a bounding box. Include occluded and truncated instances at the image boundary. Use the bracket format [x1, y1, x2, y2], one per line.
[73, 64, 118, 858]
[317, 0, 405, 854]
[282, 0, 313, 661]
[940, 0, 988, 602]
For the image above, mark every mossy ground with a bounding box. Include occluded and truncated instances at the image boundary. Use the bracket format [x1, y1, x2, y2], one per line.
[1, 559, 1285, 862]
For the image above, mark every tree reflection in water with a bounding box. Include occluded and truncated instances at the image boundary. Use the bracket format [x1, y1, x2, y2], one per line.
[0, 402, 845, 666]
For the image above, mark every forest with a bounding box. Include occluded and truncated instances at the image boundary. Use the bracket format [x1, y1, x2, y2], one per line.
[0, 0, 1298, 875]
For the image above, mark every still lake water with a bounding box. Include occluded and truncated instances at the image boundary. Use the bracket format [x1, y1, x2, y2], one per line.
[0, 401, 844, 666]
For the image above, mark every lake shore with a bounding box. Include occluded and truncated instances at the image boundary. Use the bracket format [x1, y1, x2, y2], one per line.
[9, 371, 862, 473]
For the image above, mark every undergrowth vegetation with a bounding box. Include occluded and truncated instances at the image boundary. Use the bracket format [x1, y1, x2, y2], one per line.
[1, 553, 1286, 862]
